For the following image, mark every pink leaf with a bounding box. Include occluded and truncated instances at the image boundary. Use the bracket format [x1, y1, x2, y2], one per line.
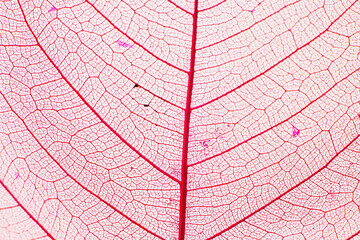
[1, 0, 360, 239]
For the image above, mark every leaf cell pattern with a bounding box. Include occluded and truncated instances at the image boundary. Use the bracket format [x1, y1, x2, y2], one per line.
[1, 0, 360, 239]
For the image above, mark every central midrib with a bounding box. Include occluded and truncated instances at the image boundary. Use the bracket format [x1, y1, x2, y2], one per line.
[178, 1, 199, 240]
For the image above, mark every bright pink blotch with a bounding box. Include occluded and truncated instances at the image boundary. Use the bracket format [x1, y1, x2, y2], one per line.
[117, 40, 132, 48]
[48, 7, 56, 12]
[292, 126, 300, 138]
[201, 140, 210, 147]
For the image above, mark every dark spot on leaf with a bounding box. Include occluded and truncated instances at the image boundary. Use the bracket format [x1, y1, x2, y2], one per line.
[144, 104, 149, 107]
[134, 84, 139, 88]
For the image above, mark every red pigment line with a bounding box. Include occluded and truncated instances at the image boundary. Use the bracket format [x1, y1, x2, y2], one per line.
[167, 0, 192, 14]
[207, 134, 360, 239]
[347, 229, 360, 240]
[0, 180, 56, 240]
[84, 0, 186, 73]
[0, 91, 165, 240]
[178, 1, 199, 240]
[193, 0, 358, 110]
[190, 64, 360, 167]
[16, 0, 179, 184]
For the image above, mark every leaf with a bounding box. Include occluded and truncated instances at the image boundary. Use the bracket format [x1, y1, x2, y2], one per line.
[1, 0, 360, 239]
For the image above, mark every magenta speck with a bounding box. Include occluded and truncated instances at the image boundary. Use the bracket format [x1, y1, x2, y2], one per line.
[292, 126, 300, 138]
[48, 7, 56, 13]
[201, 140, 210, 147]
[117, 40, 132, 48]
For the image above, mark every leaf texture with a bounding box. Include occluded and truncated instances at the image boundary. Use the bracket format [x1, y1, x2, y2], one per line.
[1, 0, 360, 239]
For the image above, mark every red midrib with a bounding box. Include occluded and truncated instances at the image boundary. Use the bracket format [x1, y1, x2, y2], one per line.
[178, 1, 199, 239]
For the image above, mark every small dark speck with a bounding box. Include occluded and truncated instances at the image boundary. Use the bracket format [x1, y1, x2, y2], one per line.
[133, 84, 139, 88]
[143, 104, 149, 107]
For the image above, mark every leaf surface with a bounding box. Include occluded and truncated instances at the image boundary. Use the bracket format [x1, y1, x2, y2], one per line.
[1, 0, 360, 239]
